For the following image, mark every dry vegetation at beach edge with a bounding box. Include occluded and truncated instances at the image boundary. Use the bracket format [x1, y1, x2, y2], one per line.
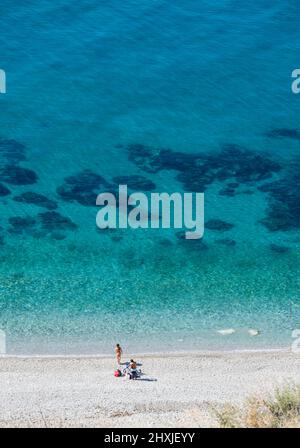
[214, 384, 300, 428]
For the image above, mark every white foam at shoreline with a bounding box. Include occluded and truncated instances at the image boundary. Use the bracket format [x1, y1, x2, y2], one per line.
[0, 347, 290, 360]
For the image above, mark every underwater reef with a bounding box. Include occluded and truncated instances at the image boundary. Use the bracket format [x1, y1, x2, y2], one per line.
[0, 131, 299, 248]
[57, 169, 111, 206]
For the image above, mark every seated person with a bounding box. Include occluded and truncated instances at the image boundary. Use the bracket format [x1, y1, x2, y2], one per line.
[129, 359, 138, 379]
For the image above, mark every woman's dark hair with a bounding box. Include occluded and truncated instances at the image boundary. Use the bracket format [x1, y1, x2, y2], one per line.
[130, 359, 134, 363]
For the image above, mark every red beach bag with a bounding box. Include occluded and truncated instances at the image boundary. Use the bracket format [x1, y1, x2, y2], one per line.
[114, 369, 122, 377]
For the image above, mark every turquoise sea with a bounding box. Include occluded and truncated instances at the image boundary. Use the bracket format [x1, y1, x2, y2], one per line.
[0, 0, 300, 354]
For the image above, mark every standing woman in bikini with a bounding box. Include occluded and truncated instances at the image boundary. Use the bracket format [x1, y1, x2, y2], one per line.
[115, 343, 123, 365]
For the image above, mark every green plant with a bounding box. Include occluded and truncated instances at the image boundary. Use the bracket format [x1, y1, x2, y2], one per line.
[214, 384, 300, 428]
[264, 384, 300, 427]
[214, 405, 239, 428]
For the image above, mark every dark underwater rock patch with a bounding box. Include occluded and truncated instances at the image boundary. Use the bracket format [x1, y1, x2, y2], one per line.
[38, 211, 77, 232]
[0, 183, 11, 196]
[0, 223, 4, 245]
[205, 219, 234, 231]
[219, 188, 235, 197]
[259, 174, 300, 231]
[7, 210, 77, 240]
[259, 177, 298, 201]
[9, 216, 36, 228]
[266, 128, 300, 140]
[126, 144, 163, 173]
[31, 230, 48, 239]
[13, 192, 57, 210]
[50, 232, 67, 241]
[0, 139, 27, 163]
[158, 238, 173, 247]
[216, 238, 236, 247]
[0, 165, 38, 185]
[125, 143, 281, 191]
[65, 170, 106, 191]
[8, 216, 36, 234]
[111, 235, 123, 242]
[260, 206, 296, 232]
[113, 175, 156, 191]
[216, 144, 281, 183]
[241, 189, 254, 195]
[176, 166, 214, 192]
[270, 244, 290, 254]
[57, 169, 110, 206]
[175, 231, 208, 250]
[158, 149, 201, 172]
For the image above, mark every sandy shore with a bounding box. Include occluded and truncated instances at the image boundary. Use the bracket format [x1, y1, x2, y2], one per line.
[0, 351, 299, 428]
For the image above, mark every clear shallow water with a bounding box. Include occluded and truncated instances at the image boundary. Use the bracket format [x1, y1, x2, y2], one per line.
[0, 0, 300, 354]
